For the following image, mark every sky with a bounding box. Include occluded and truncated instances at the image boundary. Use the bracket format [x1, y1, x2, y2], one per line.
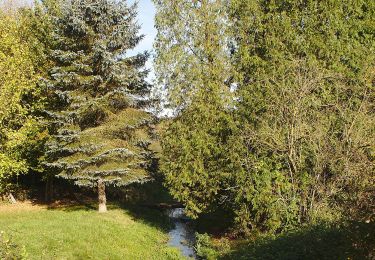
[128, 0, 157, 81]
[129, 0, 156, 55]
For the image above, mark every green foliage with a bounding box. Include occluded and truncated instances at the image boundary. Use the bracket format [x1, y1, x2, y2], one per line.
[195, 233, 224, 260]
[193, 222, 375, 260]
[161, 104, 238, 218]
[155, 0, 374, 235]
[154, 0, 239, 218]
[197, 222, 375, 259]
[230, 0, 375, 232]
[18, 1, 56, 77]
[153, 0, 232, 110]
[0, 231, 27, 260]
[227, 222, 375, 260]
[44, 0, 154, 189]
[0, 155, 27, 194]
[0, 10, 48, 194]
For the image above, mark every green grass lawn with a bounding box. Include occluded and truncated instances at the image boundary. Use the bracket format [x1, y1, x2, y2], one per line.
[0, 202, 184, 259]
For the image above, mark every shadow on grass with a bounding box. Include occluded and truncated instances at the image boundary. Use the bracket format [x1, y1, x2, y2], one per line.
[35, 195, 174, 233]
[118, 203, 173, 232]
[221, 221, 375, 260]
[109, 181, 178, 232]
[52, 202, 97, 212]
[27, 181, 177, 233]
[30, 195, 98, 212]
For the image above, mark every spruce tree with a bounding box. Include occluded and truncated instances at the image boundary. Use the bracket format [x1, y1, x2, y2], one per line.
[45, 0, 153, 212]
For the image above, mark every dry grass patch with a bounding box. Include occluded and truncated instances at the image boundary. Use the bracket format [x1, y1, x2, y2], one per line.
[0, 201, 46, 213]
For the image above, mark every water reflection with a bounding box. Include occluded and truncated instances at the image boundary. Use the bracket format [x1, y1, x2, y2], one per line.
[167, 208, 197, 259]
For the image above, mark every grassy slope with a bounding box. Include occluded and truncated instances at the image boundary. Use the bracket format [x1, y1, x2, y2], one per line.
[0, 202, 184, 260]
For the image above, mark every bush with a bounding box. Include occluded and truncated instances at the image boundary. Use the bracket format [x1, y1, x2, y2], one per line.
[0, 231, 27, 260]
[195, 233, 230, 260]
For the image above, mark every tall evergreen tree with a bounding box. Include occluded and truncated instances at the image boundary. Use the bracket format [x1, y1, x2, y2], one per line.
[45, 0, 153, 212]
[154, 0, 238, 218]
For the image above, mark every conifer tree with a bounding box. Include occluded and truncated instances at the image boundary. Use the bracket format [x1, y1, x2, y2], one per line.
[45, 0, 153, 212]
[154, 0, 238, 218]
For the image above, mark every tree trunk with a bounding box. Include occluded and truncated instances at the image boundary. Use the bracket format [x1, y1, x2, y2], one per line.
[45, 176, 54, 202]
[98, 179, 107, 213]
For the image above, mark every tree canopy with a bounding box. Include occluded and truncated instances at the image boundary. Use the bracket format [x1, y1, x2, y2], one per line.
[0, 10, 47, 195]
[154, 0, 375, 233]
[154, 0, 240, 218]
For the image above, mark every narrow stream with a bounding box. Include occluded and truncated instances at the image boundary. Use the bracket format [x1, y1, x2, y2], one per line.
[167, 208, 197, 259]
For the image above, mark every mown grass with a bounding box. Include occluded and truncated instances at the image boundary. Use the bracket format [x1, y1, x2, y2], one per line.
[0, 202, 184, 259]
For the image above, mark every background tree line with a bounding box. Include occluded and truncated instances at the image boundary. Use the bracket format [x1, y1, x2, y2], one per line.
[0, 0, 373, 236]
[155, 0, 374, 234]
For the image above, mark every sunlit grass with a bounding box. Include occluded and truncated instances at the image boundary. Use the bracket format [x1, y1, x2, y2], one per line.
[0, 202, 184, 259]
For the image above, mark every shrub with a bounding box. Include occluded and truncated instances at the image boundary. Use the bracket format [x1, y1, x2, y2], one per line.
[0, 231, 27, 260]
[195, 233, 224, 260]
